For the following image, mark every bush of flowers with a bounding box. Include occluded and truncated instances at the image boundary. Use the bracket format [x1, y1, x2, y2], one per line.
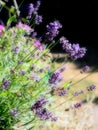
[0, 0, 96, 130]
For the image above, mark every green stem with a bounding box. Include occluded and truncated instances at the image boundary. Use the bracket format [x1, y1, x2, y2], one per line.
[13, 0, 20, 17]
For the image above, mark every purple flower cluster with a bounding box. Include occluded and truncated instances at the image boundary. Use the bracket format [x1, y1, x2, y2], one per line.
[80, 65, 90, 73]
[45, 21, 62, 41]
[2, 78, 10, 90]
[73, 90, 84, 96]
[31, 97, 57, 121]
[0, 24, 4, 35]
[60, 36, 87, 60]
[20, 1, 42, 25]
[27, 3, 35, 19]
[34, 1, 41, 15]
[87, 84, 96, 91]
[49, 71, 63, 85]
[58, 88, 67, 96]
[36, 108, 57, 121]
[31, 96, 48, 110]
[73, 101, 83, 109]
[12, 46, 20, 53]
[19, 70, 25, 75]
[35, 14, 43, 25]
[16, 22, 33, 34]
[10, 108, 18, 119]
[59, 65, 66, 73]
[34, 40, 45, 51]
[20, 3, 34, 19]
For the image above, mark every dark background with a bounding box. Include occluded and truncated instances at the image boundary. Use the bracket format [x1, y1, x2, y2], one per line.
[0, 0, 98, 64]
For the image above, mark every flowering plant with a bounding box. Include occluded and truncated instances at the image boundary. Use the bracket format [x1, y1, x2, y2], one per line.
[0, 0, 96, 130]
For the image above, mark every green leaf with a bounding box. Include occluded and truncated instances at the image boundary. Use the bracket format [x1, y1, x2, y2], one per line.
[6, 15, 16, 27]
[0, 91, 9, 97]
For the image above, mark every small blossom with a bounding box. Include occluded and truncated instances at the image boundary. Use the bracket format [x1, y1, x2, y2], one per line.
[36, 108, 52, 120]
[45, 20, 62, 41]
[39, 68, 44, 73]
[73, 101, 83, 108]
[35, 14, 43, 25]
[60, 37, 87, 60]
[0, 24, 4, 35]
[80, 65, 90, 73]
[10, 108, 18, 119]
[31, 64, 35, 69]
[34, 40, 41, 47]
[49, 71, 63, 85]
[70, 44, 87, 60]
[59, 65, 66, 73]
[18, 60, 23, 65]
[2, 78, 10, 90]
[58, 88, 67, 96]
[20, 3, 35, 19]
[27, 3, 35, 18]
[14, 46, 20, 53]
[34, 0, 41, 14]
[16, 22, 33, 34]
[31, 96, 48, 111]
[35, 108, 57, 121]
[33, 75, 40, 82]
[31, 31, 37, 38]
[19, 70, 25, 75]
[73, 90, 84, 96]
[87, 84, 96, 91]
[34, 40, 45, 51]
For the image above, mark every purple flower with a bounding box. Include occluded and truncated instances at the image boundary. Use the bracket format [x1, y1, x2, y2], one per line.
[31, 96, 48, 111]
[36, 108, 52, 120]
[49, 71, 63, 84]
[10, 108, 18, 119]
[45, 21, 62, 41]
[39, 68, 44, 73]
[87, 84, 96, 91]
[59, 36, 72, 51]
[35, 14, 43, 25]
[19, 70, 25, 75]
[34, 40, 45, 51]
[35, 108, 57, 121]
[0, 24, 4, 35]
[33, 75, 40, 82]
[34, 1, 41, 14]
[34, 40, 41, 47]
[60, 36, 70, 46]
[60, 37, 87, 60]
[18, 60, 23, 65]
[58, 88, 67, 96]
[31, 64, 35, 69]
[14, 46, 20, 53]
[73, 90, 84, 96]
[70, 44, 87, 60]
[28, 3, 35, 18]
[73, 101, 83, 108]
[59, 65, 66, 73]
[2, 78, 10, 90]
[31, 31, 37, 38]
[80, 65, 90, 73]
[20, 3, 35, 19]
[16, 21, 33, 34]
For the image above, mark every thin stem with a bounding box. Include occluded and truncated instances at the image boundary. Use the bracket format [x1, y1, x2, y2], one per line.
[13, 0, 20, 17]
